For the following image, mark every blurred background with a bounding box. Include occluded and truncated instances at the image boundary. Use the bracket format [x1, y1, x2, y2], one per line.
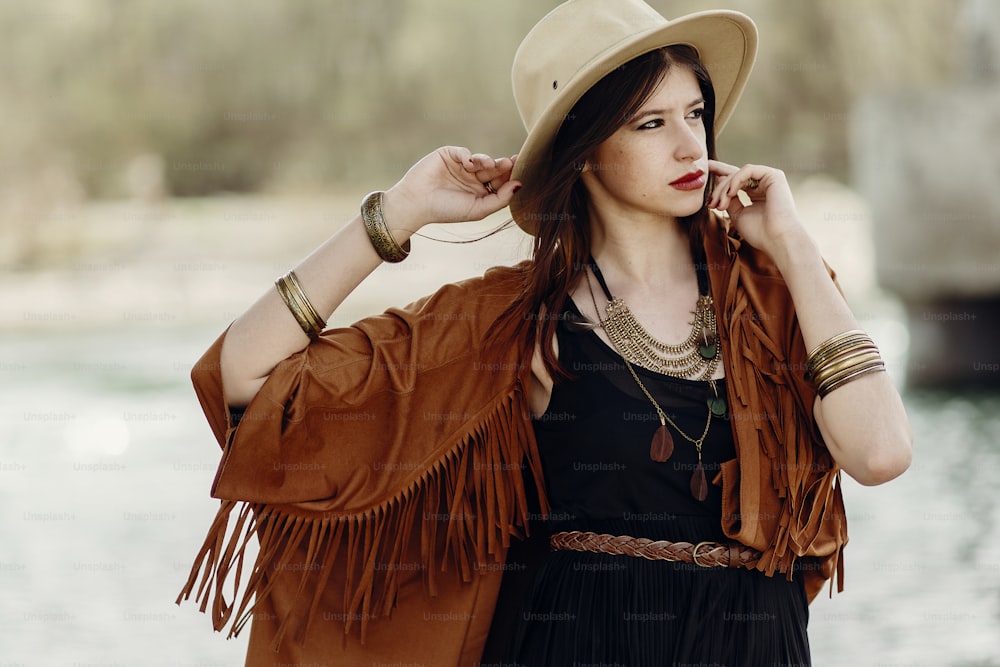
[1, 0, 998, 664]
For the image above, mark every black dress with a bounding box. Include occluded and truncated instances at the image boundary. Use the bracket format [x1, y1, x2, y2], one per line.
[489, 300, 811, 666]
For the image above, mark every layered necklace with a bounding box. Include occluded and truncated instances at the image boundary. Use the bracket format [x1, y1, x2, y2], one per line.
[585, 255, 727, 501]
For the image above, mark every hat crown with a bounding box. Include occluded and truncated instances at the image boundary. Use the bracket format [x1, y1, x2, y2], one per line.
[512, 0, 671, 133]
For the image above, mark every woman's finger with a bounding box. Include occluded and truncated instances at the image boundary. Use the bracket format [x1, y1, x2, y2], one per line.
[461, 178, 523, 221]
[707, 161, 739, 208]
[480, 178, 522, 205]
[445, 146, 473, 167]
[497, 179, 521, 198]
[723, 164, 761, 196]
[711, 164, 768, 210]
[470, 156, 519, 194]
[467, 153, 498, 171]
[707, 159, 739, 176]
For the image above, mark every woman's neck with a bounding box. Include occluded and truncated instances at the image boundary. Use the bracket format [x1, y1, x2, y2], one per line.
[587, 207, 698, 292]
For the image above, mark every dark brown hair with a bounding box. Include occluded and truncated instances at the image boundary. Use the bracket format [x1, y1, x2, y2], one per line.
[494, 44, 718, 380]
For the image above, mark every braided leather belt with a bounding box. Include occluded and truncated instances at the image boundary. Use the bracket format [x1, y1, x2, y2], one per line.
[549, 530, 761, 569]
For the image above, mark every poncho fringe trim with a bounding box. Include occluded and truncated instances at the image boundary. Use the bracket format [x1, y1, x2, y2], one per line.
[715, 236, 847, 599]
[175, 387, 545, 650]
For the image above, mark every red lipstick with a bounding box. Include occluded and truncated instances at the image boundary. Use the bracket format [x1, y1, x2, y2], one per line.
[669, 169, 706, 191]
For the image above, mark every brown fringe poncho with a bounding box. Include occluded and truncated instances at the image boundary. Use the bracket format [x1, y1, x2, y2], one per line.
[177, 213, 848, 665]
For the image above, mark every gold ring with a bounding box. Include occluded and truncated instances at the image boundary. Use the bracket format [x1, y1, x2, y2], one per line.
[691, 541, 720, 568]
[742, 177, 760, 190]
[483, 180, 497, 195]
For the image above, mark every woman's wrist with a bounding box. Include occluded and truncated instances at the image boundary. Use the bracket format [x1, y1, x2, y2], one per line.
[380, 185, 428, 241]
[768, 224, 821, 277]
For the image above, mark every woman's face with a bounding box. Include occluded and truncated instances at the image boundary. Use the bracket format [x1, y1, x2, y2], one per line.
[580, 64, 708, 224]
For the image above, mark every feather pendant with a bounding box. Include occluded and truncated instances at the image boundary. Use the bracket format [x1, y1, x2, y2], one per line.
[690, 462, 708, 501]
[649, 425, 674, 462]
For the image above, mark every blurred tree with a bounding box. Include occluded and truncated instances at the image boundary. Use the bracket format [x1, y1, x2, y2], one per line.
[0, 0, 962, 203]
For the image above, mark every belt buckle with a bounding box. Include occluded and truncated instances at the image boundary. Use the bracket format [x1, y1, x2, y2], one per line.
[692, 541, 721, 568]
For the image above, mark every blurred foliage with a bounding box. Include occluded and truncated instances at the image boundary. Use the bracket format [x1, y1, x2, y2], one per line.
[0, 0, 961, 201]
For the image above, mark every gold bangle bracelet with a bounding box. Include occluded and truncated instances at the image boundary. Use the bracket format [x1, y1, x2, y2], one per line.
[288, 272, 326, 334]
[275, 277, 314, 337]
[361, 190, 410, 263]
[810, 349, 881, 386]
[815, 355, 884, 389]
[806, 330, 886, 396]
[810, 348, 881, 386]
[275, 271, 326, 339]
[806, 332, 875, 378]
[809, 338, 875, 371]
[806, 330, 868, 363]
[812, 354, 883, 391]
[817, 360, 886, 397]
[819, 362, 886, 396]
[284, 271, 325, 332]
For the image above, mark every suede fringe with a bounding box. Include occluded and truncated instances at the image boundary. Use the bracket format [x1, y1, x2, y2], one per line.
[721, 241, 846, 595]
[175, 388, 545, 649]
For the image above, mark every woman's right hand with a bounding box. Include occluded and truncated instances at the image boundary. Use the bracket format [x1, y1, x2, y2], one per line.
[381, 146, 521, 234]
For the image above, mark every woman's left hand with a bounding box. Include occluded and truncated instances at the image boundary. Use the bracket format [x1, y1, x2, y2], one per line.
[706, 159, 809, 261]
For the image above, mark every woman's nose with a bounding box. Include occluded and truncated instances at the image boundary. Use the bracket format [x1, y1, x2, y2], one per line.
[673, 122, 705, 161]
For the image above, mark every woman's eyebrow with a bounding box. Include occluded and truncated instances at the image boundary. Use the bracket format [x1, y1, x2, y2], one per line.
[630, 97, 706, 121]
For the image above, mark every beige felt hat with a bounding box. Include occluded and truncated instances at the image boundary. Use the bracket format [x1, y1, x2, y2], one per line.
[508, 0, 757, 234]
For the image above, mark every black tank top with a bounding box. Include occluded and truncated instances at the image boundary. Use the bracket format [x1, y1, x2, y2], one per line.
[533, 298, 737, 541]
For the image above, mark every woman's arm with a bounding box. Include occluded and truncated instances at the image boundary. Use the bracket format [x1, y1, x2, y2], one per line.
[221, 147, 521, 407]
[767, 230, 913, 485]
[708, 160, 913, 486]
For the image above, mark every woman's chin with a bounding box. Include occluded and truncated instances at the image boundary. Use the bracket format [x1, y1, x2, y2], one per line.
[674, 199, 706, 218]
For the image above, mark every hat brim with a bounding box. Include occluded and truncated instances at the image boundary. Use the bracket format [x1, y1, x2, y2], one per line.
[509, 10, 757, 235]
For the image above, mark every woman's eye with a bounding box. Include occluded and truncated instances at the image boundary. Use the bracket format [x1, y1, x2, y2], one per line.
[688, 107, 706, 120]
[638, 119, 663, 130]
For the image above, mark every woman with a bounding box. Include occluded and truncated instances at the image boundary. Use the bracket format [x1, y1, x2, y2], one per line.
[178, 1, 912, 664]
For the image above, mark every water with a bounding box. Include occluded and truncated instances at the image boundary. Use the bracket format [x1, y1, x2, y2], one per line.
[808, 388, 1000, 664]
[0, 325, 248, 665]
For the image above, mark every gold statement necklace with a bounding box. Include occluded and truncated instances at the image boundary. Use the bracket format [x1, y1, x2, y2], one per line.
[585, 256, 727, 502]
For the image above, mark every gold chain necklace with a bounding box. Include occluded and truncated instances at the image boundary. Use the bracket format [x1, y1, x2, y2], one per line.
[584, 260, 726, 502]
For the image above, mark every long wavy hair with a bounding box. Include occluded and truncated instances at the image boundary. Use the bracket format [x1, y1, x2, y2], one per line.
[494, 44, 718, 381]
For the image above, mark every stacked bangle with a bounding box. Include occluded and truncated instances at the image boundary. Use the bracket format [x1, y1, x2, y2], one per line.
[275, 271, 326, 339]
[805, 329, 886, 398]
[360, 190, 410, 263]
